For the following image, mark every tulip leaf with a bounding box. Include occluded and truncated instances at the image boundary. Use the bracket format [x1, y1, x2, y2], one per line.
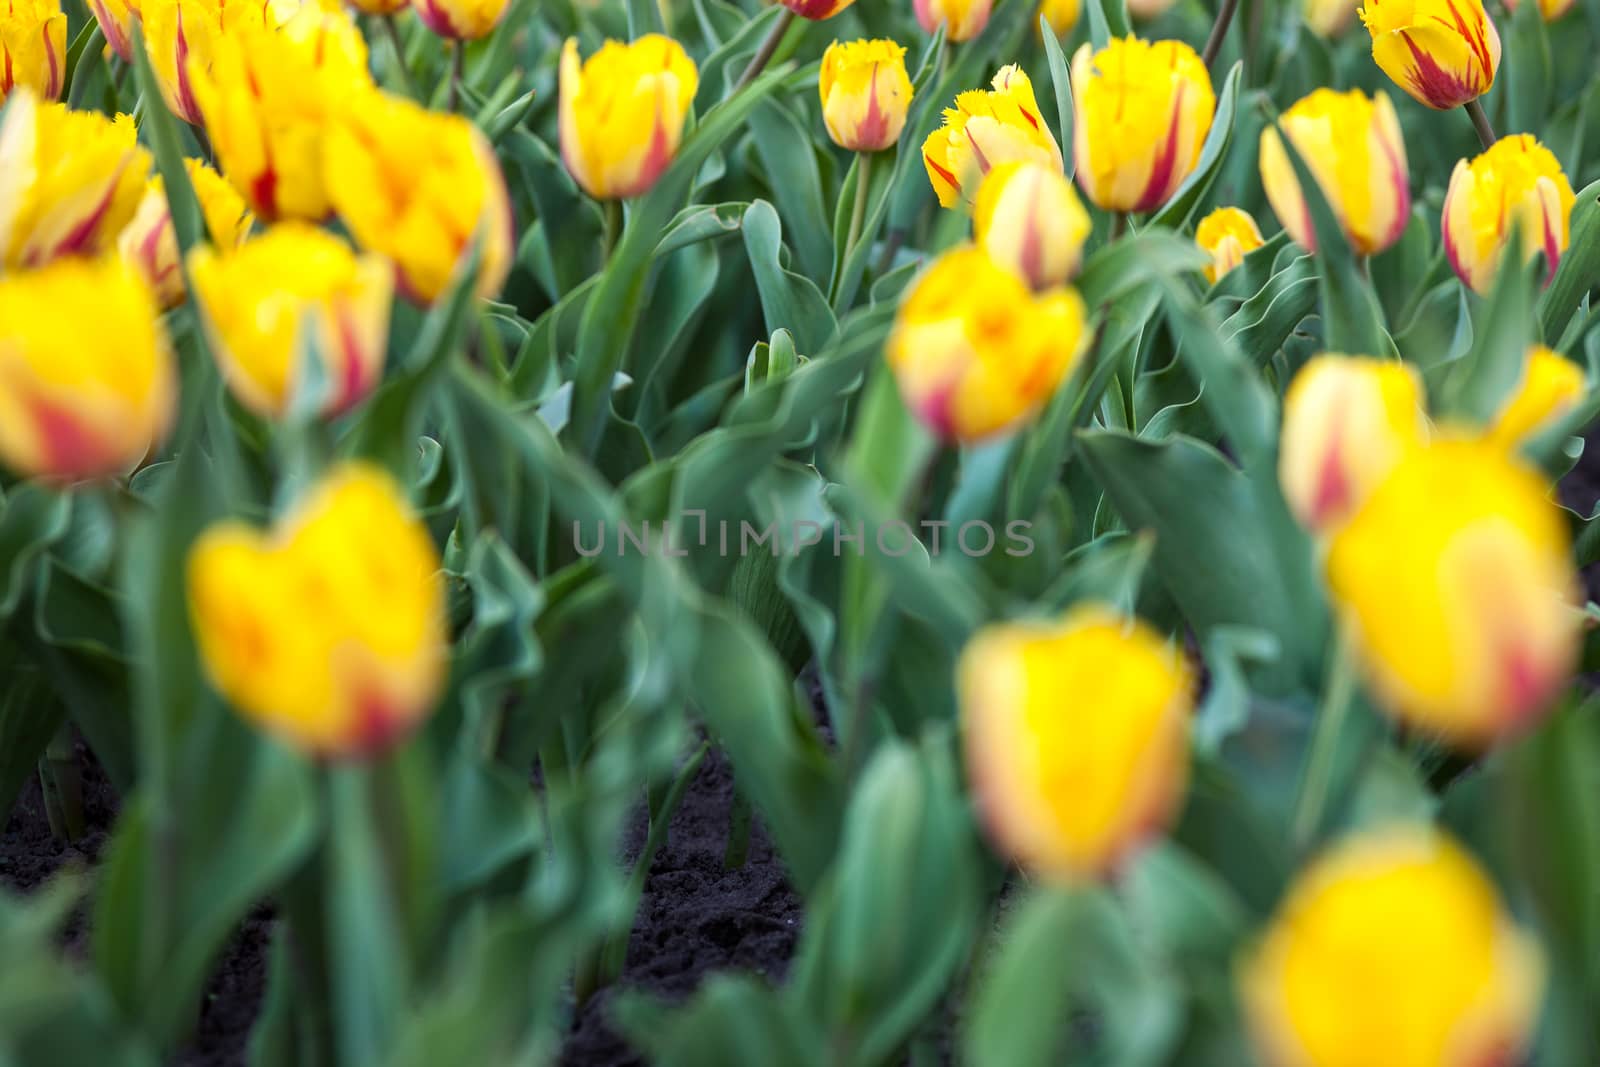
[0, 668, 57, 825]
[1040, 16, 1074, 166]
[626, 0, 665, 38]
[1437, 243, 1538, 424]
[1150, 61, 1242, 232]
[741, 199, 839, 356]
[1086, 0, 1131, 47]
[1217, 253, 1318, 368]
[1505, 0, 1553, 138]
[504, 130, 603, 300]
[749, 100, 834, 281]
[129, 24, 203, 254]
[0, 484, 72, 620]
[1540, 177, 1600, 344]
[64, 24, 106, 110]
[615, 977, 826, 1067]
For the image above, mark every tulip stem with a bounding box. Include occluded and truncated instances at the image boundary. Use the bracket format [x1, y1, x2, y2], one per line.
[1291, 630, 1358, 853]
[734, 8, 794, 92]
[377, 15, 419, 99]
[448, 41, 465, 112]
[602, 198, 624, 261]
[1109, 211, 1128, 241]
[842, 153, 873, 277]
[1201, 0, 1239, 67]
[1463, 98, 1496, 150]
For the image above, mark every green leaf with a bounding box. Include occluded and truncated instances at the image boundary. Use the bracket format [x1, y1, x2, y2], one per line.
[1217, 253, 1318, 367]
[626, 0, 664, 36]
[0, 484, 71, 619]
[1540, 178, 1600, 343]
[748, 100, 834, 281]
[1040, 16, 1075, 168]
[1505, 0, 1553, 137]
[1150, 62, 1243, 232]
[503, 130, 603, 299]
[1087, 0, 1131, 47]
[130, 24, 202, 254]
[741, 200, 840, 356]
[1436, 246, 1538, 423]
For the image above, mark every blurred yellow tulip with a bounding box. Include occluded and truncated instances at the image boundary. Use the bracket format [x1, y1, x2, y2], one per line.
[1305, 0, 1361, 35]
[973, 160, 1091, 290]
[1039, 0, 1079, 35]
[777, 0, 855, 17]
[915, 0, 992, 42]
[1487, 345, 1585, 450]
[1503, 0, 1574, 20]
[1442, 134, 1575, 295]
[1127, 0, 1178, 16]
[141, 0, 297, 125]
[1195, 205, 1265, 284]
[413, 0, 507, 39]
[0, 0, 65, 103]
[559, 35, 699, 200]
[1360, 0, 1500, 110]
[922, 65, 1061, 209]
[117, 158, 254, 308]
[818, 39, 913, 153]
[89, 0, 136, 61]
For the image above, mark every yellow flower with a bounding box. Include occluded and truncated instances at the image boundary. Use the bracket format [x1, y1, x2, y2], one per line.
[1359, 0, 1500, 110]
[0, 91, 150, 271]
[191, 10, 373, 222]
[1442, 134, 1575, 296]
[1486, 345, 1585, 450]
[1327, 437, 1579, 744]
[0, 256, 175, 483]
[324, 91, 513, 304]
[1242, 826, 1543, 1067]
[973, 160, 1091, 290]
[1279, 355, 1427, 533]
[413, 0, 507, 38]
[922, 65, 1061, 209]
[887, 245, 1088, 440]
[88, 0, 135, 61]
[1259, 88, 1411, 256]
[0, 0, 65, 103]
[958, 604, 1193, 881]
[914, 0, 992, 42]
[1069, 36, 1216, 214]
[187, 223, 394, 420]
[559, 35, 699, 201]
[1195, 205, 1265, 284]
[818, 39, 914, 153]
[1040, 0, 1079, 35]
[778, 0, 855, 15]
[187, 463, 447, 758]
[117, 158, 255, 308]
[140, 0, 297, 125]
[1305, 0, 1361, 36]
[1503, 0, 1574, 20]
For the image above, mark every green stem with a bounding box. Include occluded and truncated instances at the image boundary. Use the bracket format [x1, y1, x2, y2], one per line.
[1109, 211, 1128, 241]
[41, 724, 84, 841]
[723, 785, 753, 870]
[831, 152, 874, 306]
[734, 8, 794, 91]
[1291, 631, 1358, 853]
[1201, 0, 1239, 67]
[447, 40, 465, 112]
[601, 198, 624, 262]
[1464, 98, 1496, 151]
[378, 15, 419, 98]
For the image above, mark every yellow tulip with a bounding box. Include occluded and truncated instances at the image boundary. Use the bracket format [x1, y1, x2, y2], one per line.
[922, 65, 1061, 209]
[0, 91, 150, 271]
[324, 91, 513, 305]
[117, 158, 254, 308]
[1259, 88, 1411, 256]
[413, 0, 507, 38]
[958, 604, 1193, 881]
[1487, 345, 1585, 450]
[1069, 36, 1216, 214]
[188, 223, 394, 420]
[915, 0, 992, 42]
[777, 0, 855, 17]
[187, 463, 447, 758]
[1040, 0, 1079, 35]
[1305, 0, 1361, 36]
[191, 12, 372, 222]
[818, 39, 914, 153]
[1359, 0, 1500, 110]
[1442, 134, 1575, 296]
[89, 0, 136, 61]
[887, 245, 1088, 440]
[559, 35, 699, 201]
[140, 0, 297, 125]
[1503, 0, 1575, 20]
[1195, 205, 1265, 284]
[0, 256, 175, 482]
[1242, 826, 1543, 1067]
[1327, 437, 1579, 744]
[0, 0, 65, 103]
[1279, 355, 1427, 533]
[973, 160, 1091, 290]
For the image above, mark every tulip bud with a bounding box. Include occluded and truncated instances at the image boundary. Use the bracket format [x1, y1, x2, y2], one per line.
[89, 0, 135, 61]
[117, 158, 254, 308]
[958, 604, 1193, 881]
[187, 463, 447, 758]
[973, 160, 1091, 289]
[818, 39, 914, 153]
[1442, 134, 1575, 296]
[0, 256, 176, 483]
[887, 246, 1088, 440]
[1487, 345, 1585, 450]
[1279, 355, 1426, 532]
[1259, 88, 1411, 255]
[1305, 0, 1361, 36]
[559, 35, 698, 201]
[0, 0, 65, 103]
[324, 91, 513, 304]
[1242, 826, 1543, 1067]
[413, 0, 508, 39]
[188, 223, 394, 420]
[1195, 205, 1265, 284]
[141, 0, 297, 125]
[1040, 0, 1079, 35]
[776, 0, 856, 17]
[1360, 0, 1500, 110]
[0, 91, 151, 270]
[915, 0, 992, 42]
[922, 65, 1062, 209]
[1327, 437, 1579, 744]
[1069, 36, 1216, 214]
[1504, 0, 1575, 21]
[1127, 0, 1178, 16]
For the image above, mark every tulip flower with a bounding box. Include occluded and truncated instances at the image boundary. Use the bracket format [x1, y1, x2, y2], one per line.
[187, 223, 394, 420]
[1279, 355, 1427, 533]
[0, 0, 65, 103]
[1487, 345, 1585, 450]
[559, 35, 699, 201]
[958, 604, 1193, 881]
[1195, 206, 1265, 284]
[0, 91, 150, 271]
[1359, 0, 1500, 111]
[818, 39, 914, 153]
[973, 160, 1091, 290]
[89, 0, 135, 62]
[922, 65, 1062, 209]
[324, 91, 513, 304]
[1259, 88, 1410, 255]
[0, 256, 175, 482]
[1305, 0, 1361, 36]
[1327, 437, 1579, 744]
[141, 0, 298, 125]
[117, 159, 254, 308]
[1442, 134, 1575, 295]
[1242, 826, 1543, 1067]
[187, 463, 447, 758]
[915, 0, 992, 42]
[1040, 0, 1079, 35]
[1503, 0, 1574, 20]
[413, 0, 507, 39]
[1069, 36, 1216, 214]
[190, 14, 371, 222]
[887, 246, 1088, 440]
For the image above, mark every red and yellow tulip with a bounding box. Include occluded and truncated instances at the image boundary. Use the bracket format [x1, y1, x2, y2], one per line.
[922, 65, 1061, 209]
[973, 160, 1091, 290]
[1442, 134, 1575, 295]
[1195, 206, 1266, 284]
[1359, 0, 1500, 110]
[559, 35, 699, 201]
[819, 39, 914, 153]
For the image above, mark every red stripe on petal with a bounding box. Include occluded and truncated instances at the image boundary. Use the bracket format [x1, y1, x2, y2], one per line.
[1132, 82, 1185, 214]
